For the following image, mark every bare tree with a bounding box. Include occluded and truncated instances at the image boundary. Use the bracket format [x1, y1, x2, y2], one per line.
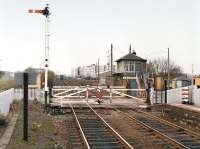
[147, 57, 183, 78]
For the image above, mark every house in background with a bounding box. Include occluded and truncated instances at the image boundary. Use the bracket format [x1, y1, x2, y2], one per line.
[107, 46, 147, 96]
[14, 68, 43, 89]
[171, 75, 192, 88]
[71, 64, 116, 79]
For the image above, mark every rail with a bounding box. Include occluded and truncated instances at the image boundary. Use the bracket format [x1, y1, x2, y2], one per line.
[70, 104, 90, 149]
[70, 103, 134, 149]
[117, 109, 200, 149]
[141, 110, 200, 138]
[86, 103, 134, 149]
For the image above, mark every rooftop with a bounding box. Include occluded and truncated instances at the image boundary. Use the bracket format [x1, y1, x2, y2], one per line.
[115, 45, 147, 62]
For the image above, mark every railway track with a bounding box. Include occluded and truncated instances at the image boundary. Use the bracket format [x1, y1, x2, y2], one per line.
[98, 109, 182, 149]
[66, 115, 85, 148]
[117, 109, 200, 149]
[69, 104, 133, 149]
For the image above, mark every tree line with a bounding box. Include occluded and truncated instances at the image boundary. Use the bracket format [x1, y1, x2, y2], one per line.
[147, 57, 183, 79]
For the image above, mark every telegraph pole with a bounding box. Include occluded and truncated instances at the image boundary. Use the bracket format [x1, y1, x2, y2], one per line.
[23, 73, 28, 141]
[98, 58, 100, 85]
[167, 48, 170, 88]
[191, 64, 194, 104]
[29, 4, 50, 108]
[111, 44, 113, 75]
[107, 49, 110, 72]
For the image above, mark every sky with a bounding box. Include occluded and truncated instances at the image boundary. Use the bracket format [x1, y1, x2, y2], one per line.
[0, 0, 200, 75]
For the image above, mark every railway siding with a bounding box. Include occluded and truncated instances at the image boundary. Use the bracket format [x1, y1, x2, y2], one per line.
[124, 109, 200, 149]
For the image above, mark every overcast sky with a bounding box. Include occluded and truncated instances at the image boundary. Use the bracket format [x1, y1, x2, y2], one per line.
[0, 0, 200, 75]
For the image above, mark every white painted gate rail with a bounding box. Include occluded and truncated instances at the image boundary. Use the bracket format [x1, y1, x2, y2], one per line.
[51, 86, 147, 106]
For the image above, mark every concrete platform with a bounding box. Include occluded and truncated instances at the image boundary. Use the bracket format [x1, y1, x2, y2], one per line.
[170, 104, 200, 114]
[0, 114, 19, 149]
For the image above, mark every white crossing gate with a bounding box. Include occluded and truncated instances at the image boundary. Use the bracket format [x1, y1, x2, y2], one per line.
[51, 85, 147, 106]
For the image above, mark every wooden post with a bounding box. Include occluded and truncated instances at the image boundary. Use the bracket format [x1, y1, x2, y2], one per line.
[98, 59, 100, 85]
[164, 80, 167, 104]
[23, 73, 28, 141]
[146, 82, 151, 105]
[167, 48, 170, 88]
[111, 44, 113, 75]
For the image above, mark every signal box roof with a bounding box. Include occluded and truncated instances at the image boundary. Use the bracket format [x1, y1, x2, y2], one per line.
[115, 52, 147, 63]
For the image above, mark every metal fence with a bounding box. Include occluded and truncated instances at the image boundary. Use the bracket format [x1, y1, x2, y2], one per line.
[192, 86, 200, 106]
[0, 88, 44, 115]
[0, 88, 14, 115]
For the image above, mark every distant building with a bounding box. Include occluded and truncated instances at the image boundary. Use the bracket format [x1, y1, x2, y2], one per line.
[14, 68, 43, 89]
[0, 71, 14, 81]
[71, 64, 116, 78]
[107, 46, 147, 96]
[71, 64, 96, 78]
[171, 75, 192, 88]
[56, 74, 67, 80]
[99, 71, 111, 85]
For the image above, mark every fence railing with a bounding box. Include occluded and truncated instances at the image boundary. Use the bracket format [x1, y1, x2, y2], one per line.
[151, 85, 200, 107]
[0, 88, 14, 115]
[0, 88, 44, 115]
[14, 88, 44, 103]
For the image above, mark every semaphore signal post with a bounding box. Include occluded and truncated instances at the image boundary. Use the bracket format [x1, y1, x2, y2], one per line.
[28, 4, 50, 108]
